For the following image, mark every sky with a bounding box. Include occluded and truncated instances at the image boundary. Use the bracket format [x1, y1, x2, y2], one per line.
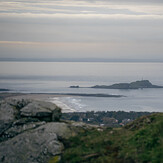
[0, 0, 163, 61]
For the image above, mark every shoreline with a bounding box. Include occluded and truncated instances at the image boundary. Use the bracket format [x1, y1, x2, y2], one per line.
[0, 92, 162, 113]
[0, 92, 75, 113]
[0, 92, 124, 113]
[0, 92, 125, 97]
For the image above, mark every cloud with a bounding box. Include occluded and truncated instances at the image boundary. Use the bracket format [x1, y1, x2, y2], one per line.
[0, 0, 163, 19]
[1, 13, 163, 20]
[0, 40, 163, 60]
[0, 0, 163, 60]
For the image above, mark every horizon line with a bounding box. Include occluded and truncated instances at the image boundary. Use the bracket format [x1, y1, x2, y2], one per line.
[0, 58, 163, 63]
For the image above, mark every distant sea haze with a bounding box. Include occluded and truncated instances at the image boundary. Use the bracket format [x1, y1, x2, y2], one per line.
[0, 61, 163, 112]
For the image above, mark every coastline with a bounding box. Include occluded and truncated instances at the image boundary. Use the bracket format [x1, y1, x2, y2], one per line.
[0, 92, 75, 113]
[0, 92, 124, 113]
[1, 92, 163, 113]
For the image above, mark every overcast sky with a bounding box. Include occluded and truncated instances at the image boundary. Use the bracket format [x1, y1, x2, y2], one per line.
[0, 0, 163, 61]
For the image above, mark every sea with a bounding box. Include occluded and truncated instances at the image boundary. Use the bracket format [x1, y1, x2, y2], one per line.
[0, 62, 163, 112]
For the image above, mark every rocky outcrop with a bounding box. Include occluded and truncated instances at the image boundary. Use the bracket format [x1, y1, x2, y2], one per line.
[20, 100, 62, 122]
[69, 86, 79, 88]
[0, 101, 19, 136]
[0, 98, 97, 163]
[0, 123, 70, 163]
[91, 80, 163, 89]
[0, 99, 61, 139]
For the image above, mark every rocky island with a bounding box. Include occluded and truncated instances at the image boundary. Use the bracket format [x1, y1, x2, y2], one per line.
[69, 86, 79, 88]
[70, 80, 163, 89]
[91, 80, 163, 89]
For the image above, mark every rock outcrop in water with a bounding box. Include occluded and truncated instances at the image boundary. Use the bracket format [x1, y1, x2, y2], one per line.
[70, 86, 79, 88]
[91, 80, 163, 89]
[0, 89, 10, 92]
[0, 99, 96, 163]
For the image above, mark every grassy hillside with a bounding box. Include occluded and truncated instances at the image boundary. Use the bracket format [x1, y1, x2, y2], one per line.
[61, 113, 163, 163]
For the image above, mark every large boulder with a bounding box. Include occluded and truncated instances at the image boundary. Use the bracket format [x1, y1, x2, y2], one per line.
[0, 101, 16, 122]
[20, 100, 61, 122]
[5, 98, 30, 110]
[0, 101, 17, 136]
[0, 99, 62, 140]
[35, 122, 73, 140]
[2, 120, 46, 141]
[0, 122, 65, 163]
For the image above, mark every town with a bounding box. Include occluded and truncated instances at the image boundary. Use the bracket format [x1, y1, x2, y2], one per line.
[61, 111, 152, 127]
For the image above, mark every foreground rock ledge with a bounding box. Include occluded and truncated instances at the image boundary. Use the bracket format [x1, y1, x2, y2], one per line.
[0, 99, 96, 163]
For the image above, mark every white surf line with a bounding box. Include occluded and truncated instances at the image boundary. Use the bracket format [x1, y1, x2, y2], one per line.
[66, 97, 87, 110]
[48, 97, 76, 113]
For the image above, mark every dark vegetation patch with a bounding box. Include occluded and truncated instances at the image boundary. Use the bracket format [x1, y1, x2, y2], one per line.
[61, 113, 163, 163]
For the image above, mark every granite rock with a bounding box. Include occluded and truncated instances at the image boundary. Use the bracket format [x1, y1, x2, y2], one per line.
[0, 123, 64, 163]
[0, 98, 95, 163]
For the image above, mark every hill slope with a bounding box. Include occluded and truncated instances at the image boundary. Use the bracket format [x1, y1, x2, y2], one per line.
[61, 113, 163, 163]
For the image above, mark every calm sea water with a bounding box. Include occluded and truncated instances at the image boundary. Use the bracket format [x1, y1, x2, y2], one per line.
[0, 62, 163, 112]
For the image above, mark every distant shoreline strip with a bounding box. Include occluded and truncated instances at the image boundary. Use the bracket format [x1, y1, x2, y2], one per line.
[30, 93, 125, 98]
[0, 92, 125, 98]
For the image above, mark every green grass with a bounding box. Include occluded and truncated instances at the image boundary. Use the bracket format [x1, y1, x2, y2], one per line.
[61, 113, 163, 163]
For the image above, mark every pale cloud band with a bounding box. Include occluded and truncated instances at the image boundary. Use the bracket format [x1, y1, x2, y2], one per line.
[0, 0, 163, 19]
[0, 0, 163, 60]
[1, 13, 163, 20]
